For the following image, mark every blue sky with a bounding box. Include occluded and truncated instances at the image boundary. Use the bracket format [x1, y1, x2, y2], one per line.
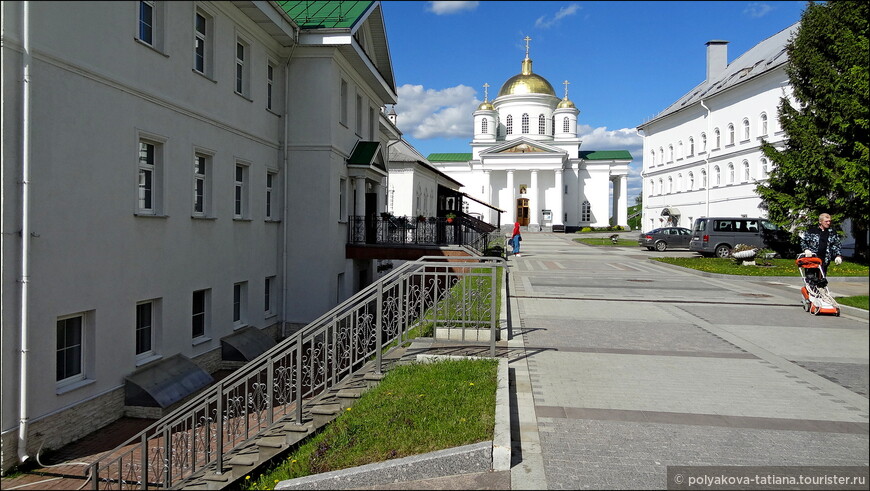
[380, 0, 808, 201]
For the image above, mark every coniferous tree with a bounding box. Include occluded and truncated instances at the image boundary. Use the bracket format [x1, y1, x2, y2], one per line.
[757, 0, 868, 259]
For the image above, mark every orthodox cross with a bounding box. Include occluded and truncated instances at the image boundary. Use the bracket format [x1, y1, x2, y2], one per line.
[524, 36, 532, 57]
[483, 83, 490, 102]
[563, 80, 570, 99]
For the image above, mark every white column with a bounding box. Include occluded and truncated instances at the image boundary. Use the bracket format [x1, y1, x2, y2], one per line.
[506, 170, 515, 224]
[618, 175, 628, 227]
[354, 177, 366, 217]
[483, 170, 492, 223]
[554, 168, 564, 226]
[529, 169, 539, 228]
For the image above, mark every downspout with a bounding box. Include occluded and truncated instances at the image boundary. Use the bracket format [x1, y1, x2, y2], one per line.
[18, 0, 32, 464]
[280, 29, 298, 338]
[635, 128, 644, 230]
[700, 99, 711, 218]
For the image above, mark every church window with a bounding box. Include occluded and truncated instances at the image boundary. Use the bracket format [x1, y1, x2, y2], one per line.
[677, 173, 683, 192]
[742, 160, 750, 181]
[688, 137, 694, 156]
[562, 117, 569, 133]
[760, 158, 768, 178]
[700, 133, 707, 153]
[688, 172, 694, 191]
[714, 165, 721, 186]
[521, 113, 529, 134]
[677, 141, 683, 160]
[668, 145, 673, 162]
[668, 177, 673, 194]
[728, 124, 735, 145]
[760, 113, 768, 136]
[649, 150, 655, 168]
[552, 116, 555, 135]
[727, 163, 734, 184]
[657, 178, 663, 195]
[581, 201, 591, 222]
[742, 119, 750, 141]
[538, 114, 546, 134]
[714, 128, 721, 149]
[701, 169, 707, 188]
[506, 115, 513, 135]
[481, 118, 488, 134]
[648, 179, 654, 196]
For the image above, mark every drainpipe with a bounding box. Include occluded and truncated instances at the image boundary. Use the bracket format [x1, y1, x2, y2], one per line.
[18, 0, 32, 464]
[635, 128, 644, 231]
[700, 99, 712, 218]
[280, 29, 298, 338]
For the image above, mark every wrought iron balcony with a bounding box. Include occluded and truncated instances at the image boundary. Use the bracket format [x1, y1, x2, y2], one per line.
[347, 215, 496, 253]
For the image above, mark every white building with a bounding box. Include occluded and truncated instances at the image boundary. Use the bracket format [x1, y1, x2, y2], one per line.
[1, 0, 397, 471]
[636, 25, 799, 232]
[428, 39, 632, 232]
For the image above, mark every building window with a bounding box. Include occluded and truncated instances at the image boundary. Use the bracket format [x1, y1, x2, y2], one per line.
[355, 95, 363, 135]
[267, 63, 275, 110]
[481, 118, 488, 134]
[728, 124, 735, 145]
[562, 116, 569, 133]
[506, 115, 513, 135]
[760, 158, 769, 178]
[714, 128, 721, 149]
[538, 114, 546, 134]
[56, 315, 84, 383]
[340, 79, 348, 125]
[648, 179, 654, 196]
[193, 153, 209, 216]
[714, 166, 721, 186]
[658, 147, 664, 165]
[688, 172, 694, 191]
[649, 150, 656, 168]
[233, 282, 247, 327]
[677, 173, 683, 192]
[234, 164, 248, 218]
[668, 177, 673, 194]
[701, 169, 707, 188]
[668, 145, 674, 162]
[339, 177, 347, 221]
[194, 10, 213, 76]
[743, 161, 750, 182]
[742, 119, 750, 141]
[677, 141, 683, 160]
[688, 137, 694, 156]
[701, 133, 707, 153]
[581, 201, 591, 222]
[521, 113, 529, 134]
[192, 289, 209, 339]
[235, 39, 249, 96]
[760, 113, 768, 136]
[138, 138, 163, 214]
[135, 301, 154, 357]
[138, 0, 155, 45]
[266, 172, 276, 220]
[265, 276, 275, 315]
[369, 106, 376, 140]
[728, 163, 735, 184]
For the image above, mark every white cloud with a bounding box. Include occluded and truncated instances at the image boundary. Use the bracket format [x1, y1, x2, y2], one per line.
[395, 84, 478, 139]
[534, 4, 581, 29]
[743, 2, 774, 19]
[426, 1, 479, 15]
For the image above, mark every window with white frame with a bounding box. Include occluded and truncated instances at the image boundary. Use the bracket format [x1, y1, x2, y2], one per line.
[135, 300, 159, 359]
[677, 141, 683, 160]
[760, 113, 768, 136]
[521, 113, 529, 134]
[701, 133, 707, 153]
[233, 282, 247, 327]
[701, 169, 707, 188]
[538, 114, 546, 134]
[689, 137, 695, 156]
[481, 118, 488, 133]
[340, 79, 348, 125]
[742, 119, 750, 141]
[369, 106, 376, 140]
[137, 0, 163, 49]
[760, 158, 769, 178]
[688, 171, 694, 191]
[714, 128, 721, 149]
[677, 173, 683, 192]
[728, 124, 735, 145]
[743, 161, 750, 182]
[265, 171, 276, 220]
[714, 166, 721, 186]
[506, 115, 513, 135]
[668, 145, 674, 162]
[194, 9, 213, 76]
[657, 178, 663, 195]
[649, 150, 655, 168]
[355, 95, 363, 135]
[193, 152, 211, 217]
[581, 200, 591, 221]
[339, 177, 347, 221]
[562, 116, 569, 133]
[138, 138, 163, 215]
[265, 276, 275, 315]
[235, 39, 250, 97]
[192, 289, 209, 339]
[267, 62, 275, 110]
[658, 147, 664, 164]
[668, 177, 673, 194]
[648, 179, 654, 196]
[234, 164, 248, 218]
[56, 314, 84, 383]
[728, 163, 735, 184]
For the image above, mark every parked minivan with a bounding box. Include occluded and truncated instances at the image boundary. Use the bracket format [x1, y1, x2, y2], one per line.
[689, 217, 797, 258]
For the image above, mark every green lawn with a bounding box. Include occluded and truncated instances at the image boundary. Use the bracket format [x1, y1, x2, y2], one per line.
[574, 237, 638, 247]
[649, 256, 868, 277]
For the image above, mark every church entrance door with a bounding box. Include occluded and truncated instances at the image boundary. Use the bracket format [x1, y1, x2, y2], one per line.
[516, 198, 530, 226]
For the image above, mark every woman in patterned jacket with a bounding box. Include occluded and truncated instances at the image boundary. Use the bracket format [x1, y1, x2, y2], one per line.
[800, 213, 843, 275]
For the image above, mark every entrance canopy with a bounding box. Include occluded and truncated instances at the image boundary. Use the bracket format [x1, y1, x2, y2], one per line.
[125, 354, 213, 408]
[661, 207, 681, 217]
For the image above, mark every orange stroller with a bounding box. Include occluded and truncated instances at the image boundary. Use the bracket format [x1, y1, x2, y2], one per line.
[796, 254, 840, 316]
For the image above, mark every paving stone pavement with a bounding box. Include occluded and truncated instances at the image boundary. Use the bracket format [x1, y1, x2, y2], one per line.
[507, 232, 868, 490]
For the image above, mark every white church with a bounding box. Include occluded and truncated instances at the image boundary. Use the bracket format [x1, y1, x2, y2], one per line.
[428, 38, 632, 232]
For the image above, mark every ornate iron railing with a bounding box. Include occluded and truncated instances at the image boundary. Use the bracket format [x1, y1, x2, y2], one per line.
[86, 256, 502, 490]
[347, 215, 493, 252]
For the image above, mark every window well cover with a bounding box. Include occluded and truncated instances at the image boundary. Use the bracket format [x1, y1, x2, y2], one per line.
[124, 354, 213, 408]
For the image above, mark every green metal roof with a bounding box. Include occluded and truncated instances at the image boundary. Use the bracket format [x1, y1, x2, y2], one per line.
[579, 150, 633, 161]
[428, 153, 472, 162]
[347, 141, 381, 165]
[276, 1, 373, 29]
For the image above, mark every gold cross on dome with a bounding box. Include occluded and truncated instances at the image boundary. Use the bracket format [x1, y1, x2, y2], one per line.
[563, 80, 570, 99]
[524, 36, 532, 57]
[483, 83, 490, 102]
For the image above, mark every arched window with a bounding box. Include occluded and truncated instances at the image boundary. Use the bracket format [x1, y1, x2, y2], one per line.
[714, 165, 721, 186]
[760, 113, 768, 136]
[701, 133, 707, 152]
[481, 118, 488, 134]
[658, 178, 663, 195]
[506, 115, 513, 135]
[760, 158, 768, 178]
[688, 137, 695, 156]
[677, 173, 683, 192]
[659, 147, 664, 164]
[650, 150, 656, 168]
[538, 114, 546, 134]
[742, 119, 750, 141]
[701, 169, 707, 188]
[668, 145, 674, 162]
[728, 123, 735, 145]
[688, 171, 694, 191]
[678, 141, 684, 160]
[581, 200, 591, 221]
[521, 113, 529, 134]
[714, 128, 721, 149]
[562, 116, 570, 133]
[727, 163, 735, 183]
[649, 179, 655, 196]
[742, 160, 750, 181]
[668, 177, 673, 194]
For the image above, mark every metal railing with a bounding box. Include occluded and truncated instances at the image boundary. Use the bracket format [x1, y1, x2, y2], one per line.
[86, 256, 503, 489]
[347, 215, 494, 252]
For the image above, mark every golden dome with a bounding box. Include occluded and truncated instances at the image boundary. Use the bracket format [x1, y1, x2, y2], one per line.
[478, 101, 494, 110]
[557, 98, 575, 109]
[497, 58, 556, 97]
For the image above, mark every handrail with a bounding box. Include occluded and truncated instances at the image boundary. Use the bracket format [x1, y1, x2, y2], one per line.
[86, 256, 503, 490]
[347, 215, 494, 252]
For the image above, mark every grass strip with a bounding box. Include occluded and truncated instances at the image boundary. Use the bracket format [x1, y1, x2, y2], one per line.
[574, 238, 638, 247]
[244, 358, 499, 490]
[836, 295, 869, 310]
[650, 257, 868, 277]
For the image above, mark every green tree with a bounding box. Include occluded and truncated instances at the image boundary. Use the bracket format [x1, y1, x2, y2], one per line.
[757, 0, 869, 259]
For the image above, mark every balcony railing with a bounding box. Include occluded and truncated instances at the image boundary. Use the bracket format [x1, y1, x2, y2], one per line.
[348, 215, 494, 252]
[86, 256, 503, 490]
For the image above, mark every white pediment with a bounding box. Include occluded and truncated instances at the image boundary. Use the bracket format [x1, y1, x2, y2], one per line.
[479, 137, 566, 156]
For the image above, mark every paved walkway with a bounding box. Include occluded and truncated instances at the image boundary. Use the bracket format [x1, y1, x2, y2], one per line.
[508, 232, 868, 489]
